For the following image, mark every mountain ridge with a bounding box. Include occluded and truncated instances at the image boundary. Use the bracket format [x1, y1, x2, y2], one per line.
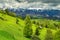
[8, 8, 60, 20]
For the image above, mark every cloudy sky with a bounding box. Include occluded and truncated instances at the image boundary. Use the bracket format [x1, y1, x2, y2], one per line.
[0, 0, 60, 9]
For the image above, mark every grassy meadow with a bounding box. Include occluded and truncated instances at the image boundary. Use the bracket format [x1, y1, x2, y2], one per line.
[0, 10, 60, 40]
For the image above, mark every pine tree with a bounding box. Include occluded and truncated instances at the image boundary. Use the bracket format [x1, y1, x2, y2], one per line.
[45, 29, 53, 40]
[23, 15, 33, 38]
[35, 27, 40, 36]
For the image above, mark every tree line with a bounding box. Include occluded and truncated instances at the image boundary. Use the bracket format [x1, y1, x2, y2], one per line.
[23, 15, 60, 40]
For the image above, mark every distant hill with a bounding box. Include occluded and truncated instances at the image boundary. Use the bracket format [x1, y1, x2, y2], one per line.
[8, 8, 60, 20]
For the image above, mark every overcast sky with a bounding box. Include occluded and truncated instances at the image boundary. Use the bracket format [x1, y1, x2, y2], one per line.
[0, 0, 60, 9]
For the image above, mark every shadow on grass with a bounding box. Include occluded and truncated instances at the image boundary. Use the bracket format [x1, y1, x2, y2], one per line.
[0, 30, 16, 40]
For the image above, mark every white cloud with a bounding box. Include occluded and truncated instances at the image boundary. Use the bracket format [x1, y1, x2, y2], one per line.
[0, 0, 60, 10]
[56, 5, 60, 9]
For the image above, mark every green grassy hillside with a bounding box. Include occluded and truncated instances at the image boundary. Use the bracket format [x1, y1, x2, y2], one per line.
[0, 13, 30, 40]
[0, 11, 60, 40]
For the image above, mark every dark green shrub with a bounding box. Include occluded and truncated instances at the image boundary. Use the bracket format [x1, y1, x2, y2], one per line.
[16, 18, 19, 24]
[31, 35, 40, 40]
[35, 27, 40, 36]
[0, 17, 4, 20]
[5, 9, 16, 17]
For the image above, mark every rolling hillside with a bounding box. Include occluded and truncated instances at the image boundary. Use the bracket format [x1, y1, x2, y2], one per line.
[0, 12, 30, 40]
[0, 10, 60, 40]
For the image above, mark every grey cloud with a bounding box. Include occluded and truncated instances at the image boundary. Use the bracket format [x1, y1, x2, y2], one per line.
[15, 0, 22, 2]
[15, 0, 60, 6]
[0, 0, 60, 3]
[17, 0, 60, 3]
[40, 0, 60, 3]
[0, 0, 60, 9]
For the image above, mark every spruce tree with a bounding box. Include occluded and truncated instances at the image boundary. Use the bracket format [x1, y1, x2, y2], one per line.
[45, 29, 53, 40]
[54, 30, 60, 40]
[23, 15, 33, 38]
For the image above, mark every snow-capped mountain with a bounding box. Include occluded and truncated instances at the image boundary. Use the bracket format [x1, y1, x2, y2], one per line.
[8, 8, 60, 19]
